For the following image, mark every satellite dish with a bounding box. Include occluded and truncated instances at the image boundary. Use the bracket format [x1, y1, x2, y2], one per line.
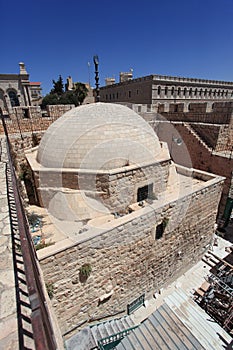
[176, 138, 183, 146]
[172, 136, 183, 146]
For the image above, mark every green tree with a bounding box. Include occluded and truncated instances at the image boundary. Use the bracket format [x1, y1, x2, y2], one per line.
[41, 77, 89, 108]
[73, 82, 88, 105]
[41, 93, 59, 109]
[50, 75, 64, 95]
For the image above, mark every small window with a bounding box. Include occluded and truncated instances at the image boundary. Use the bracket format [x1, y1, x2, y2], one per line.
[129, 91, 131, 98]
[23, 108, 30, 119]
[171, 87, 174, 96]
[137, 183, 153, 202]
[155, 222, 164, 239]
[155, 218, 169, 240]
[106, 94, 108, 100]
[164, 87, 168, 96]
[158, 86, 161, 96]
[136, 89, 139, 95]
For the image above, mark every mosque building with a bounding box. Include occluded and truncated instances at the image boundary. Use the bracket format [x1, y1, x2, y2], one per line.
[26, 102, 224, 336]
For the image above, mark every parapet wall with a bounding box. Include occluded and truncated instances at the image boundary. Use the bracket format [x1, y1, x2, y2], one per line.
[158, 102, 233, 124]
[39, 175, 224, 334]
[0, 105, 74, 134]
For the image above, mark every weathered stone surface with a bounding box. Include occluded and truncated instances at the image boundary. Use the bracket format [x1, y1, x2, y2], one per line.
[39, 178, 223, 335]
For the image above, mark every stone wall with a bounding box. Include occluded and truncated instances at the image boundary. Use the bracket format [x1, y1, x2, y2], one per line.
[0, 105, 74, 135]
[100, 77, 153, 104]
[46, 105, 74, 118]
[39, 177, 223, 334]
[34, 160, 170, 212]
[160, 102, 233, 124]
[9, 106, 42, 119]
[167, 122, 233, 217]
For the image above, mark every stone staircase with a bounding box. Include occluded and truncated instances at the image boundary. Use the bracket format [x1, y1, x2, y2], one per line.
[65, 315, 136, 350]
[183, 122, 213, 152]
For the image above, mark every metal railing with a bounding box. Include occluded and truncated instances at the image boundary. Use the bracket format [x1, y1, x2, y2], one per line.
[1, 114, 57, 350]
[127, 293, 145, 315]
[98, 326, 138, 350]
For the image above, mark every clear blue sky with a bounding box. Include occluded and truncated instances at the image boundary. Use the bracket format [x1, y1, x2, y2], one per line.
[1, 0, 233, 95]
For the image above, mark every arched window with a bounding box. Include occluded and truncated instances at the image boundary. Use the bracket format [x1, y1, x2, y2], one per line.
[200, 89, 203, 97]
[157, 86, 161, 96]
[164, 86, 168, 96]
[209, 89, 212, 97]
[183, 88, 187, 97]
[171, 87, 175, 96]
[194, 88, 198, 96]
[189, 88, 192, 97]
[177, 87, 181, 96]
[8, 90, 20, 107]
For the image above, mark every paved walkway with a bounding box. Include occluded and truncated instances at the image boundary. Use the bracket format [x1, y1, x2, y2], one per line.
[0, 137, 19, 349]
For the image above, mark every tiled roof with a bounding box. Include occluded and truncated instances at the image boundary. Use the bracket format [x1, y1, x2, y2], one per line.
[29, 82, 41, 85]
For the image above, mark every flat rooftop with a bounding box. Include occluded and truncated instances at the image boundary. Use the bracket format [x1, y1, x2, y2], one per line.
[25, 165, 224, 260]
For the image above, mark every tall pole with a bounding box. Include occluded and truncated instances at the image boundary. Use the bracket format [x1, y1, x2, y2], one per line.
[87, 62, 91, 87]
[93, 55, 100, 102]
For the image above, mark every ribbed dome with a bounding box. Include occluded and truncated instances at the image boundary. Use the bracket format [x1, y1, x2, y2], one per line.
[37, 103, 162, 170]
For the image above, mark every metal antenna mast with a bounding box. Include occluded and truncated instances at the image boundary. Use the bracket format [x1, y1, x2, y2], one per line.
[93, 55, 100, 102]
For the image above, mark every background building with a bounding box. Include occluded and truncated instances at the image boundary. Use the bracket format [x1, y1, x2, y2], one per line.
[100, 74, 233, 104]
[0, 62, 42, 114]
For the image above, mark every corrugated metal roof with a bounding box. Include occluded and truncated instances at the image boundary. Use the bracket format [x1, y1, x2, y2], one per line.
[116, 289, 232, 350]
[165, 289, 232, 349]
[116, 304, 205, 350]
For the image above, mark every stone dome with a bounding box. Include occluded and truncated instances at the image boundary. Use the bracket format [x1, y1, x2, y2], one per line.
[37, 103, 162, 170]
